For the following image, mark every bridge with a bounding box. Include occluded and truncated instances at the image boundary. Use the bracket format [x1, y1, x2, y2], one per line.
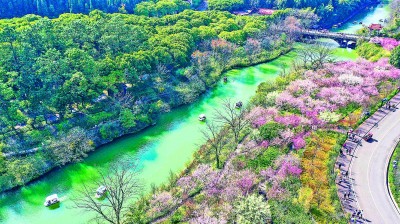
[297, 29, 369, 48]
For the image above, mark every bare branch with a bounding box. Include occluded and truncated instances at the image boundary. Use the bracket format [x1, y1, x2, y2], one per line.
[213, 98, 250, 143]
[201, 122, 228, 169]
[72, 158, 143, 224]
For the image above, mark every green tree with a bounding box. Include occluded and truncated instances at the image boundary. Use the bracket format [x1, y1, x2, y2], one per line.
[259, 122, 285, 140]
[390, 45, 400, 68]
[49, 127, 94, 166]
[233, 194, 271, 224]
[120, 109, 136, 129]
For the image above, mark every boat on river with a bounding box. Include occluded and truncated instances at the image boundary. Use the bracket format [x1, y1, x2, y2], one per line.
[44, 194, 60, 207]
[198, 114, 206, 121]
[95, 186, 107, 198]
[235, 101, 243, 108]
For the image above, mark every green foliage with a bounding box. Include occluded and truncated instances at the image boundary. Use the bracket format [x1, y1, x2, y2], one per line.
[319, 111, 341, 123]
[119, 109, 136, 129]
[390, 45, 400, 68]
[337, 102, 359, 117]
[233, 194, 271, 224]
[5, 155, 46, 185]
[356, 42, 390, 62]
[245, 147, 282, 172]
[0, 154, 6, 174]
[170, 206, 186, 223]
[86, 111, 115, 127]
[259, 122, 285, 140]
[134, 0, 190, 17]
[0, 4, 294, 193]
[389, 143, 400, 207]
[0, 0, 189, 18]
[208, 0, 244, 11]
[126, 198, 150, 224]
[48, 127, 94, 166]
[99, 123, 120, 140]
[301, 131, 347, 222]
[269, 199, 313, 223]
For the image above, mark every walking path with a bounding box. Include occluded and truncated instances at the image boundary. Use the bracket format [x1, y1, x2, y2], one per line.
[336, 93, 400, 223]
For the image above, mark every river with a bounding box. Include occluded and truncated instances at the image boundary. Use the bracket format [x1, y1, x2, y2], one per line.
[0, 3, 389, 223]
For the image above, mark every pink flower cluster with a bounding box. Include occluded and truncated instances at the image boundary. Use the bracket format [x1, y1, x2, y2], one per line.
[274, 114, 302, 127]
[259, 140, 269, 148]
[176, 164, 257, 204]
[247, 107, 278, 128]
[150, 191, 178, 214]
[292, 134, 306, 150]
[370, 37, 400, 51]
[278, 58, 400, 118]
[260, 154, 302, 199]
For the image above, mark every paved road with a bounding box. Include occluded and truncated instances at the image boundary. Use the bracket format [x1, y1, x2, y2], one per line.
[350, 97, 400, 223]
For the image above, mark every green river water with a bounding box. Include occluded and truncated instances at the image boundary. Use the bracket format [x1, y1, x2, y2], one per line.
[0, 3, 389, 223]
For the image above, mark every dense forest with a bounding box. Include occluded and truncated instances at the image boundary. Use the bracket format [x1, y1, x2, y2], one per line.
[0, 7, 314, 191]
[0, 0, 377, 28]
[0, 0, 140, 18]
[208, 0, 377, 27]
[0, 0, 198, 18]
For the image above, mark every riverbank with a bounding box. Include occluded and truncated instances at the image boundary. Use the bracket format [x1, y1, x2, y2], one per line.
[0, 2, 392, 222]
[326, 0, 380, 29]
[0, 45, 303, 224]
[126, 52, 400, 223]
[0, 45, 293, 194]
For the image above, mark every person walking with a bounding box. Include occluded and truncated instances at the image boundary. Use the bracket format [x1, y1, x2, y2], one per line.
[356, 209, 362, 219]
[338, 172, 343, 184]
[354, 209, 358, 219]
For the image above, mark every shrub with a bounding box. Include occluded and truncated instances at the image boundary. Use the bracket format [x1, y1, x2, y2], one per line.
[119, 109, 136, 129]
[99, 122, 120, 140]
[356, 42, 390, 61]
[246, 147, 282, 172]
[390, 45, 400, 68]
[233, 194, 271, 224]
[259, 122, 285, 140]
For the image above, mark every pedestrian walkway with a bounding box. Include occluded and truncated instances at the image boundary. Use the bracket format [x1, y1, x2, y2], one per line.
[335, 93, 400, 223]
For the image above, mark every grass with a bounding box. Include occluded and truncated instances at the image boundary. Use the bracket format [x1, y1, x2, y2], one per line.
[389, 142, 400, 207]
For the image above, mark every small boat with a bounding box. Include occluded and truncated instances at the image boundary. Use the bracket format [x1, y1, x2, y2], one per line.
[44, 194, 60, 207]
[379, 19, 384, 22]
[95, 186, 107, 198]
[353, 21, 358, 24]
[223, 76, 228, 83]
[359, 22, 363, 24]
[235, 101, 243, 108]
[198, 114, 206, 121]
[332, 24, 338, 28]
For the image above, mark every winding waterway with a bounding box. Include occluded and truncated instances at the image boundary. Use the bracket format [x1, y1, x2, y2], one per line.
[0, 3, 389, 223]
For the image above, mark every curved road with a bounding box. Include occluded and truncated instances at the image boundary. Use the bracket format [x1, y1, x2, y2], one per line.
[350, 97, 400, 223]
